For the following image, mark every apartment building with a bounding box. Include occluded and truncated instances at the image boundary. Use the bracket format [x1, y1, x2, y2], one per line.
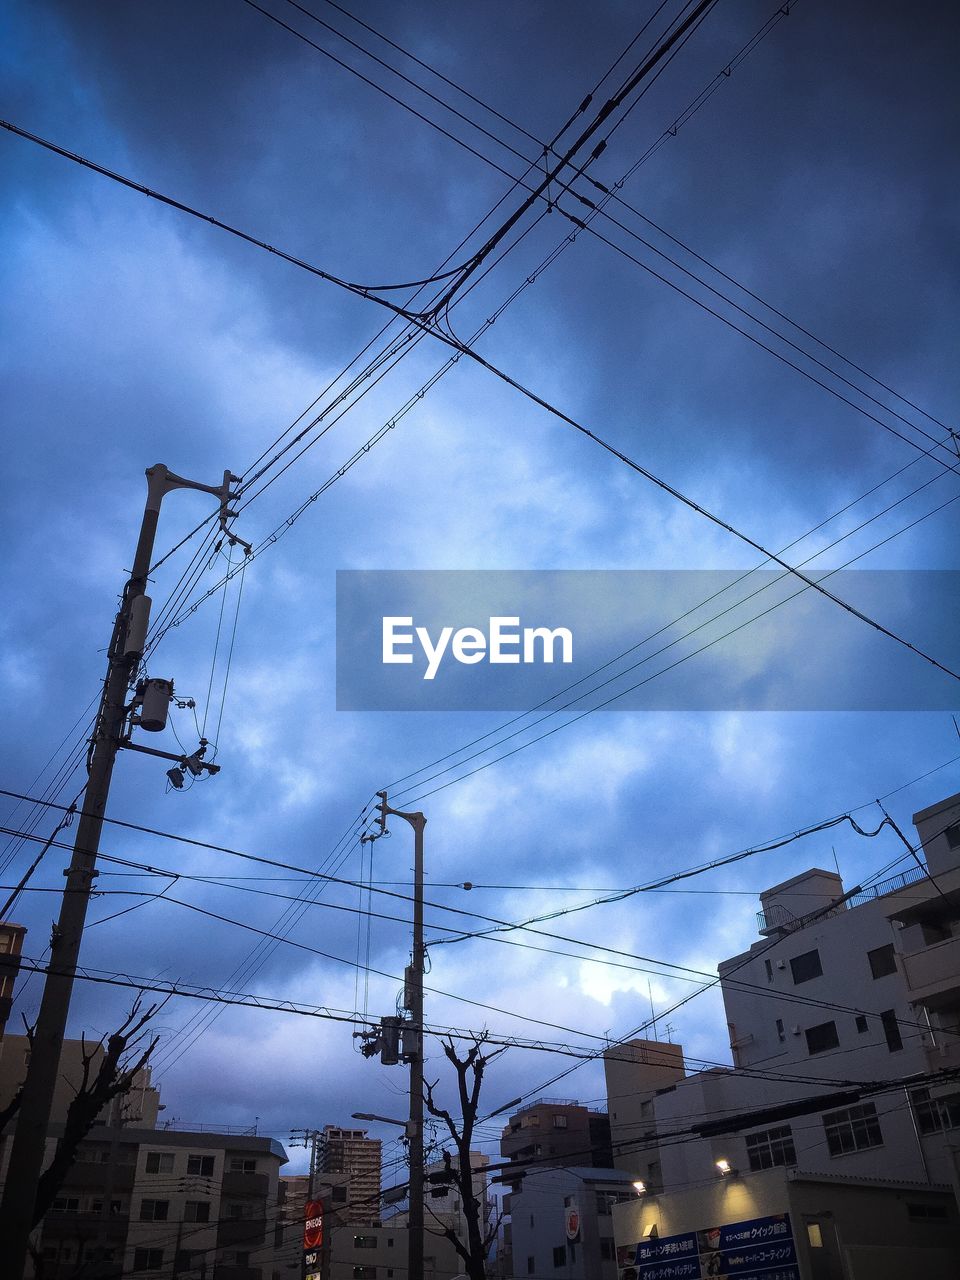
[507, 1166, 638, 1280]
[500, 1100, 612, 1192]
[0, 1029, 287, 1278]
[0, 921, 26, 1039]
[319, 1126, 382, 1227]
[601, 789, 960, 1278]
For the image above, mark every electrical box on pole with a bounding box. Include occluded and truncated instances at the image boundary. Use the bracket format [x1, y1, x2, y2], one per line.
[380, 1016, 401, 1066]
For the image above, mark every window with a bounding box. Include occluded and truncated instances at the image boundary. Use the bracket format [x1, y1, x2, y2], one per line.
[765, 958, 774, 982]
[553, 1114, 568, 1129]
[807, 1224, 823, 1248]
[184, 1201, 210, 1223]
[527, 1258, 536, 1274]
[187, 1155, 214, 1177]
[332, 1186, 348, 1203]
[855, 1014, 868, 1033]
[912, 1088, 960, 1135]
[553, 1245, 566, 1267]
[790, 949, 823, 984]
[805, 1021, 839, 1055]
[352, 1269, 377, 1279]
[139, 1199, 169, 1222]
[355, 1236, 377, 1249]
[228, 1201, 255, 1219]
[133, 1250, 164, 1271]
[229, 1157, 257, 1174]
[945, 822, 960, 849]
[600, 1240, 615, 1260]
[145, 1152, 174, 1174]
[745, 1125, 797, 1171]
[775, 1018, 786, 1042]
[907, 1202, 949, 1220]
[881, 1009, 903, 1052]
[868, 943, 897, 979]
[824, 1102, 883, 1156]
[90, 1198, 122, 1216]
[50, 1197, 79, 1215]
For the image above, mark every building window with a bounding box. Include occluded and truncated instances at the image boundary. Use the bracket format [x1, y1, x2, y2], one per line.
[553, 1114, 568, 1129]
[133, 1250, 164, 1271]
[145, 1152, 174, 1174]
[912, 1088, 960, 1135]
[807, 1223, 823, 1248]
[745, 1125, 797, 1171]
[765, 958, 774, 982]
[824, 1103, 883, 1156]
[229, 1157, 257, 1174]
[945, 822, 960, 849]
[184, 1201, 210, 1223]
[228, 1201, 255, 1219]
[881, 1009, 903, 1052]
[868, 943, 897, 979]
[50, 1197, 79, 1215]
[790, 949, 823, 985]
[527, 1259, 535, 1274]
[187, 1155, 215, 1177]
[907, 1202, 949, 1220]
[332, 1186, 348, 1203]
[855, 1014, 868, 1033]
[553, 1245, 566, 1267]
[352, 1269, 377, 1279]
[775, 1018, 786, 1042]
[805, 1021, 839, 1055]
[139, 1199, 169, 1222]
[600, 1239, 615, 1260]
[355, 1236, 377, 1249]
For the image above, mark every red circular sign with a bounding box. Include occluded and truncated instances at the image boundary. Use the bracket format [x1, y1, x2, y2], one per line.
[304, 1200, 324, 1249]
[565, 1205, 580, 1240]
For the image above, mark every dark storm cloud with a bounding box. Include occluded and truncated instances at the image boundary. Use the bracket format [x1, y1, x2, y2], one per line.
[1, 0, 958, 1161]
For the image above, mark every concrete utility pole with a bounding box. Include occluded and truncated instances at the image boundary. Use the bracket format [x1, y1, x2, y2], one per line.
[0, 463, 245, 1279]
[365, 791, 426, 1280]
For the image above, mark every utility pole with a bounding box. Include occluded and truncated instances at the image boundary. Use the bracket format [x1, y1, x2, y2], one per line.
[289, 1128, 323, 1280]
[0, 463, 247, 1278]
[363, 791, 426, 1280]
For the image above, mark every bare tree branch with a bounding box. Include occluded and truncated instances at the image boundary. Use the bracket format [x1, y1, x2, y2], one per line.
[422, 1035, 507, 1280]
[31, 999, 163, 1225]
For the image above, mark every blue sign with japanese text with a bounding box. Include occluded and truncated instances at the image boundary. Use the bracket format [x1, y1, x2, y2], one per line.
[620, 1213, 795, 1280]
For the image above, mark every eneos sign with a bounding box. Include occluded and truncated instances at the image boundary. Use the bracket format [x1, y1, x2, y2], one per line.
[304, 1199, 324, 1250]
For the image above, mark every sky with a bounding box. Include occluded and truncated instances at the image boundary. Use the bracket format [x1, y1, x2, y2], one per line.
[1, 0, 959, 1180]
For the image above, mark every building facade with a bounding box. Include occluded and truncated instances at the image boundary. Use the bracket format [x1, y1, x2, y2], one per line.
[507, 1166, 638, 1280]
[318, 1126, 382, 1227]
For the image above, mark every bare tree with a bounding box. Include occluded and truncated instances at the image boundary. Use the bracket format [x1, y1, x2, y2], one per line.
[0, 995, 165, 1226]
[423, 1035, 506, 1280]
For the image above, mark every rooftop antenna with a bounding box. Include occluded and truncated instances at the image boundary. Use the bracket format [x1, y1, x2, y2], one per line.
[648, 981, 659, 1042]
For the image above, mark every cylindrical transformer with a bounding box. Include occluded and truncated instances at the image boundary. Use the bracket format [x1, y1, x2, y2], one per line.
[139, 678, 173, 732]
[124, 594, 152, 656]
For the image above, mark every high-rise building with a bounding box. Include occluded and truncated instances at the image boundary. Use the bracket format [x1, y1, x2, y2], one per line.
[319, 1126, 382, 1227]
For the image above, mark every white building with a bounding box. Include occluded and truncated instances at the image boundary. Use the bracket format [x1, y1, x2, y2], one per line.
[605, 790, 960, 1199]
[507, 1166, 638, 1280]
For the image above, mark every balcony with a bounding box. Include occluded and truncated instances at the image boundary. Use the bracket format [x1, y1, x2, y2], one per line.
[900, 935, 960, 1010]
